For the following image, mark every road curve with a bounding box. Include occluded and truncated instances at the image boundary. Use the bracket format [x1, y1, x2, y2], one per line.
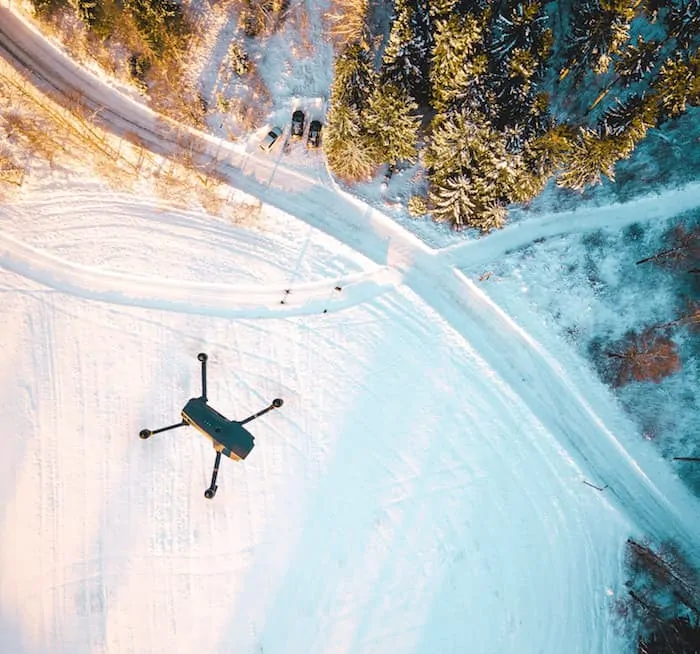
[3, 4, 700, 561]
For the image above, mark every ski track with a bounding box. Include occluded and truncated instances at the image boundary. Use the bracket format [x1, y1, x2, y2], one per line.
[2, 4, 700, 652]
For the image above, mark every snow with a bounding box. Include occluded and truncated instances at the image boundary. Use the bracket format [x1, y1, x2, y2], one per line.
[1, 186, 635, 654]
[2, 2, 700, 653]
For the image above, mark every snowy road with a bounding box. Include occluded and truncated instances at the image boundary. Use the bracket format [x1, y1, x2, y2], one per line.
[2, 5, 700, 653]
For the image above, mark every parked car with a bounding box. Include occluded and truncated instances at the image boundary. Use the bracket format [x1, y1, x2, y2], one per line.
[259, 126, 283, 152]
[291, 110, 305, 138]
[307, 120, 322, 148]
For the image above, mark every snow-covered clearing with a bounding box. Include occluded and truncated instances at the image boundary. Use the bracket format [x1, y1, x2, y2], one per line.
[2, 3, 700, 653]
[2, 185, 634, 654]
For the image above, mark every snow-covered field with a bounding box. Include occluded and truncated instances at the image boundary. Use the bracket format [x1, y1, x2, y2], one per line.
[1, 182, 637, 654]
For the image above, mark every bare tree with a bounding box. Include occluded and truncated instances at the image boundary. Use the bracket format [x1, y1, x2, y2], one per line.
[636, 224, 700, 271]
[657, 299, 700, 332]
[606, 327, 681, 386]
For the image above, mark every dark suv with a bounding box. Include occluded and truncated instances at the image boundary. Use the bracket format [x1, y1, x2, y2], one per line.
[307, 120, 322, 148]
[291, 110, 305, 138]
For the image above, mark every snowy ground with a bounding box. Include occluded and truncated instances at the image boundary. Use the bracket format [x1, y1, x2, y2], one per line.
[1, 183, 635, 654]
[3, 4, 700, 654]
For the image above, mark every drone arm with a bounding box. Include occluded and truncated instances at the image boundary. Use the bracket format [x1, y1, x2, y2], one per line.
[205, 450, 223, 499]
[140, 420, 188, 439]
[198, 353, 208, 401]
[240, 398, 284, 426]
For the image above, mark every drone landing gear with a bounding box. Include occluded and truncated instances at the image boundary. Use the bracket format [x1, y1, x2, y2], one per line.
[205, 450, 222, 499]
[139, 420, 188, 440]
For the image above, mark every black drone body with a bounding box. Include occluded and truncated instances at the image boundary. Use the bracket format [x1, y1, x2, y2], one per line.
[140, 352, 283, 499]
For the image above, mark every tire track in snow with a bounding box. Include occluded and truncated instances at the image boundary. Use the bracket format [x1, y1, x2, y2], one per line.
[3, 4, 700, 558]
[0, 230, 401, 318]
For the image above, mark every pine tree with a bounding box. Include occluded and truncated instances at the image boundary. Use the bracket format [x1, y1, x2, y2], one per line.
[487, 2, 552, 136]
[490, 1, 548, 63]
[522, 123, 575, 178]
[125, 0, 186, 56]
[325, 102, 376, 180]
[429, 173, 476, 227]
[425, 110, 517, 229]
[333, 43, 375, 112]
[563, 0, 639, 78]
[653, 52, 700, 120]
[429, 174, 508, 231]
[667, 0, 700, 51]
[600, 92, 657, 141]
[381, 0, 432, 102]
[556, 126, 634, 190]
[615, 37, 661, 86]
[365, 83, 421, 164]
[641, 0, 666, 23]
[74, 0, 103, 26]
[30, 0, 68, 17]
[430, 13, 487, 111]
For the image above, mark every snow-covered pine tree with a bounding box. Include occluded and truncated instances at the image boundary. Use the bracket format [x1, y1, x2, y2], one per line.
[486, 2, 552, 138]
[365, 83, 421, 164]
[381, 0, 432, 102]
[556, 126, 634, 190]
[332, 42, 375, 112]
[428, 174, 508, 231]
[430, 12, 487, 111]
[425, 109, 517, 229]
[563, 0, 638, 79]
[652, 52, 700, 120]
[324, 102, 376, 180]
[489, 1, 548, 64]
[325, 42, 378, 180]
[667, 0, 700, 51]
[523, 123, 576, 178]
[429, 173, 476, 227]
[615, 37, 662, 87]
[600, 92, 657, 141]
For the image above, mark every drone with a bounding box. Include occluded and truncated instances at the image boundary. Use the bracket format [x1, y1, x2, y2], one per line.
[139, 352, 283, 499]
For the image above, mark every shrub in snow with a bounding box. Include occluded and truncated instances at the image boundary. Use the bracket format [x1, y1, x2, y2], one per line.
[407, 195, 428, 217]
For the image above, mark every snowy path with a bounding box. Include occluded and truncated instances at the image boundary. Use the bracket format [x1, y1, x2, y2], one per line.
[0, 229, 400, 319]
[440, 181, 700, 271]
[2, 3, 700, 558]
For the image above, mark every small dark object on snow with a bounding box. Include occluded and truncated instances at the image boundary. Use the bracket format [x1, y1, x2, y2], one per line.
[139, 352, 283, 499]
[307, 120, 322, 148]
[334, 286, 342, 292]
[291, 110, 305, 138]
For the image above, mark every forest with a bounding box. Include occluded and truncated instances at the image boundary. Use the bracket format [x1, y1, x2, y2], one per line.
[325, 0, 699, 231]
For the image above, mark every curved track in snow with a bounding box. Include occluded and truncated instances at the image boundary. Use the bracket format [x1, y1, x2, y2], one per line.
[2, 2, 700, 570]
[0, 229, 400, 318]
